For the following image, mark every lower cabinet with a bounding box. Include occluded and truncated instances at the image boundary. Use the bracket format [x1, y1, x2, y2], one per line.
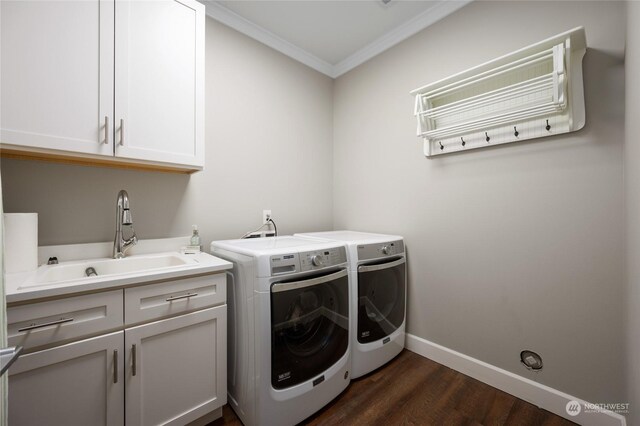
[125, 306, 227, 426]
[7, 281, 227, 426]
[9, 331, 125, 426]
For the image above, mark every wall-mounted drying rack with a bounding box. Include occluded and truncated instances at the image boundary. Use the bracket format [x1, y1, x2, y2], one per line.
[410, 27, 586, 157]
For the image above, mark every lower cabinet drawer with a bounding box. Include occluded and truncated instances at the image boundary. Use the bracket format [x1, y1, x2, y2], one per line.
[7, 290, 124, 350]
[124, 273, 226, 325]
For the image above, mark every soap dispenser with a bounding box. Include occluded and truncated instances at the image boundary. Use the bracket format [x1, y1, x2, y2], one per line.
[190, 225, 200, 247]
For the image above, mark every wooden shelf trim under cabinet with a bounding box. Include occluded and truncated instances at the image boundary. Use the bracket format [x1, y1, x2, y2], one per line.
[0, 147, 197, 174]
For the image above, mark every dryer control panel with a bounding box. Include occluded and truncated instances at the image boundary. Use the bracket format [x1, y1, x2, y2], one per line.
[300, 246, 347, 272]
[357, 240, 404, 260]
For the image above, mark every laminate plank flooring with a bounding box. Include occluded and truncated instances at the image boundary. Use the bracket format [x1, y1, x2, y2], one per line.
[209, 350, 576, 426]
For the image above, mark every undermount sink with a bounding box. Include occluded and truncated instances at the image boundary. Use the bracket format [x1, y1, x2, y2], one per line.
[25, 253, 195, 288]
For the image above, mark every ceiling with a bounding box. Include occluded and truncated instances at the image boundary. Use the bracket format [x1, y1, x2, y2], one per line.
[201, 0, 472, 78]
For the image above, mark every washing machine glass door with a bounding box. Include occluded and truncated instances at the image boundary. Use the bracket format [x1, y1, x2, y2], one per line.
[357, 257, 406, 344]
[270, 269, 349, 390]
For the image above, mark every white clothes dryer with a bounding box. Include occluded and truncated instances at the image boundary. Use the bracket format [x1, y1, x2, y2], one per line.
[210, 236, 351, 426]
[295, 231, 406, 379]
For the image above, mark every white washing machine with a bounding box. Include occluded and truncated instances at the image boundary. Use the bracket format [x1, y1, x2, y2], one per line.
[295, 231, 406, 379]
[210, 236, 351, 426]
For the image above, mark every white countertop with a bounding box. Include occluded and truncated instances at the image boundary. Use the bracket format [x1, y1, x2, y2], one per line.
[5, 251, 232, 304]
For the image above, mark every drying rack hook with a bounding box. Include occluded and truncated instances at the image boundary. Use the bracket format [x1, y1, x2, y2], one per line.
[485, 132, 490, 143]
[514, 126, 519, 137]
[461, 137, 466, 147]
[545, 120, 551, 131]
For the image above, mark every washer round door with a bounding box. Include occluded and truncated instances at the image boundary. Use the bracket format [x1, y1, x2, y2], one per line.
[270, 269, 349, 390]
[357, 257, 406, 344]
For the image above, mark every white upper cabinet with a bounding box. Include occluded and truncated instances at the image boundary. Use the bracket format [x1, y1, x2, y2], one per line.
[115, 0, 205, 169]
[0, 0, 114, 157]
[0, 0, 205, 172]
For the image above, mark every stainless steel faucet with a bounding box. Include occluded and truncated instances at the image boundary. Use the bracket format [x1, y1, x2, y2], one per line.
[113, 190, 138, 259]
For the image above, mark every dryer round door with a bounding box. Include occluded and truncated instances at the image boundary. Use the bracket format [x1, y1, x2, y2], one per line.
[357, 257, 406, 344]
[270, 269, 349, 390]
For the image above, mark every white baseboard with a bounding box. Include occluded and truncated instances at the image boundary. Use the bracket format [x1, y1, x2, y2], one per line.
[405, 333, 627, 426]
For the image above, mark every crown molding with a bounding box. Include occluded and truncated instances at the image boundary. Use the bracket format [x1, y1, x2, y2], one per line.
[201, 0, 473, 79]
[201, 0, 335, 77]
[332, 0, 473, 77]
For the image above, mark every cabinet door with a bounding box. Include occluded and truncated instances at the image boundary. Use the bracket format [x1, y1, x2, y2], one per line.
[125, 306, 226, 426]
[114, 0, 204, 168]
[0, 0, 114, 156]
[8, 331, 125, 426]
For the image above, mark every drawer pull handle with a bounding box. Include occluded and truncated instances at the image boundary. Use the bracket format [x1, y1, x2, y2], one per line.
[165, 293, 198, 302]
[131, 344, 137, 377]
[18, 317, 74, 332]
[113, 350, 118, 384]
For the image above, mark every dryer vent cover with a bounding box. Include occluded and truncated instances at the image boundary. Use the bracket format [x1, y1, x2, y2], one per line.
[520, 350, 543, 370]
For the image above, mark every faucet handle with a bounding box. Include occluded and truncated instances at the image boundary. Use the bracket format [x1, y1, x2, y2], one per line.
[122, 234, 138, 256]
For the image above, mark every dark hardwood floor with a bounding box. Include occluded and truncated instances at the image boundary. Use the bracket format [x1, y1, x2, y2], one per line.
[210, 350, 576, 426]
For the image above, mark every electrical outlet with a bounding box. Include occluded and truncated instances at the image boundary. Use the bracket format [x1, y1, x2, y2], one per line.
[262, 210, 272, 223]
[247, 230, 276, 239]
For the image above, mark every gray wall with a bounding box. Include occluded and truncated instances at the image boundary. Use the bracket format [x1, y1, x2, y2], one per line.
[0, 0, 630, 410]
[0, 18, 335, 247]
[626, 1, 640, 423]
[332, 1, 626, 403]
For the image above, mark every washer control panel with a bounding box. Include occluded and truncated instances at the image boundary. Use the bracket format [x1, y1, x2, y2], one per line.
[300, 246, 347, 271]
[357, 240, 404, 261]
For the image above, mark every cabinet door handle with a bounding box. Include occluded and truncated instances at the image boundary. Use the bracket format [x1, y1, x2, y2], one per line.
[131, 344, 137, 376]
[18, 317, 74, 332]
[165, 293, 198, 302]
[119, 119, 125, 146]
[113, 349, 118, 384]
[104, 116, 109, 145]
